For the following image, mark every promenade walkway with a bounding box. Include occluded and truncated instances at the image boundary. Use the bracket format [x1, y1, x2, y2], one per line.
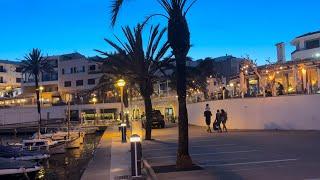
[81, 122, 144, 180]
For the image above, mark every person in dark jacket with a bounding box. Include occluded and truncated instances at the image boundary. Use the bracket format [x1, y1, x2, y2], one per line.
[220, 109, 228, 132]
[214, 110, 222, 132]
[204, 104, 212, 133]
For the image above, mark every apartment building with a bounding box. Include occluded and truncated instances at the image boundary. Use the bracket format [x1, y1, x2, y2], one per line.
[21, 53, 103, 104]
[291, 31, 320, 60]
[0, 60, 22, 98]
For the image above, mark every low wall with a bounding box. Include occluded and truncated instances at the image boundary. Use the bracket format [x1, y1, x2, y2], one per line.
[187, 94, 320, 130]
[0, 103, 121, 125]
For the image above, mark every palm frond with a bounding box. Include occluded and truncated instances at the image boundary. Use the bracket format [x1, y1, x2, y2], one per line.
[110, 0, 124, 27]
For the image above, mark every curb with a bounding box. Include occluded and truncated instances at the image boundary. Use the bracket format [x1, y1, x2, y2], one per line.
[142, 159, 158, 180]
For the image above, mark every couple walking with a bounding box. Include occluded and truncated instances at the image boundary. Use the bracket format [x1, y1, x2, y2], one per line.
[204, 104, 228, 133]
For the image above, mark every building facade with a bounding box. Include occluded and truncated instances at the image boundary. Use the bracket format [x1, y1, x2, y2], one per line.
[229, 31, 320, 97]
[291, 31, 320, 60]
[0, 60, 22, 98]
[21, 53, 104, 105]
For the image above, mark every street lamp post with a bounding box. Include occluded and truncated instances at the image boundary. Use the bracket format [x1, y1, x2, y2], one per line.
[116, 79, 126, 123]
[92, 96, 97, 125]
[117, 79, 127, 143]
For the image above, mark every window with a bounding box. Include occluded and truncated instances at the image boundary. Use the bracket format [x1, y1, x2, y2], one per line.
[82, 66, 85, 72]
[16, 78, 21, 83]
[62, 69, 65, 75]
[64, 81, 71, 87]
[89, 65, 96, 71]
[0, 66, 4, 72]
[42, 71, 58, 81]
[159, 82, 168, 91]
[88, 78, 95, 85]
[48, 59, 58, 67]
[70, 68, 74, 74]
[305, 39, 320, 49]
[0, 77, 3, 83]
[16, 67, 22, 72]
[76, 80, 83, 86]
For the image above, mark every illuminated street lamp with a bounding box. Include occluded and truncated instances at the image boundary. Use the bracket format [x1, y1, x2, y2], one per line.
[91, 95, 98, 125]
[116, 79, 126, 123]
[39, 86, 44, 104]
[92, 97, 97, 104]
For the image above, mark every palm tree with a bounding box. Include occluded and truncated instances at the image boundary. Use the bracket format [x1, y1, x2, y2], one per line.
[96, 24, 171, 140]
[20, 48, 53, 138]
[110, 0, 197, 168]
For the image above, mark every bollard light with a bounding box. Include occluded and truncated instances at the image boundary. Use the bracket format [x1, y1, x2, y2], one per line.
[130, 136, 141, 143]
[130, 134, 142, 177]
[120, 123, 127, 143]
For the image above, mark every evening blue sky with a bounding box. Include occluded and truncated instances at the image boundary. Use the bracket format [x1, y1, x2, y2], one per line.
[0, 0, 319, 64]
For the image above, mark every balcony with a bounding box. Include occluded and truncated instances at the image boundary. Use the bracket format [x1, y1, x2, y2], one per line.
[291, 47, 320, 60]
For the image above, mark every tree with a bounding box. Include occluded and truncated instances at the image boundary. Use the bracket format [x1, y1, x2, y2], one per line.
[20, 48, 53, 138]
[168, 58, 217, 100]
[110, 0, 197, 168]
[96, 24, 171, 140]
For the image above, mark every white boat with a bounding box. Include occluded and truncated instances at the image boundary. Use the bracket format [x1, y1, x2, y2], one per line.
[51, 131, 85, 142]
[0, 145, 50, 161]
[22, 139, 66, 154]
[0, 157, 42, 178]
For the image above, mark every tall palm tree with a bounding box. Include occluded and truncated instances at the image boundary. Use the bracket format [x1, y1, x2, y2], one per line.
[110, 0, 197, 168]
[96, 24, 171, 140]
[20, 48, 53, 138]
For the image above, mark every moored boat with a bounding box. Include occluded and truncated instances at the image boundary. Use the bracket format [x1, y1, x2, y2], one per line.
[0, 145, 50, 161]
[22, 139, 66, 154]
[80, 126, 98, 134]
[65, 136, 82, 149]
[0, 157, 42, 179]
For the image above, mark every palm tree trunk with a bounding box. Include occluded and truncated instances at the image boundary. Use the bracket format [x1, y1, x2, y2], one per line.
[176, 56, 193, 169]
[143, 95, 153, 140]
[34, 76, 41, 139]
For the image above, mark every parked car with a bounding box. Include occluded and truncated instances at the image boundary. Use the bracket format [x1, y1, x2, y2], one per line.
[142, 110, 165, 129]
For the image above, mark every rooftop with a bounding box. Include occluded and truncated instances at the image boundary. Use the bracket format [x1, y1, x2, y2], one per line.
[0, 60, 20, 65]
[296, 31, 320, 39]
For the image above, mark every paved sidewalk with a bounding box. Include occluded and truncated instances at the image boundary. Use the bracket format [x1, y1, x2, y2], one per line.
[81, 127, 131, 180]
[109, 128, 131, 180]
[81, 129, 112, 180]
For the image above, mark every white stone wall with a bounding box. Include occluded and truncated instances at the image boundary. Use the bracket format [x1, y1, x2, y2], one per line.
[0, 103, 121, 125]
[188, 94, 320, 130]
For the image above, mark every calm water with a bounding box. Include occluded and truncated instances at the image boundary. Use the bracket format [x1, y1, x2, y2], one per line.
[1, 132, 103, 180]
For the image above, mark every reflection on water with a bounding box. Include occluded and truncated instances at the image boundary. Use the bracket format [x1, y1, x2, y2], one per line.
[1, 133, 102, 180]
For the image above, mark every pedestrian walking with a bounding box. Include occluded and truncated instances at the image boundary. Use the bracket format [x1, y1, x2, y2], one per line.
[204, 104, 212, 133]
[214, 110, 222, 133]
[221, 109, 228, 132]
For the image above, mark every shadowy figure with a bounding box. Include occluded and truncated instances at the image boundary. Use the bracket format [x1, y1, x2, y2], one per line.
[214, 110, 222, 133]
[221, 109, 228, 132]
[204, 104, 212, 133]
